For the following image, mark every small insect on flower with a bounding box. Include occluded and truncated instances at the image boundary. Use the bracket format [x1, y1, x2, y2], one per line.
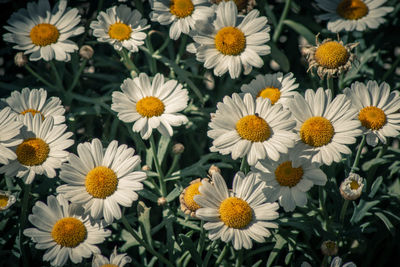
[302, 34, 358, 79]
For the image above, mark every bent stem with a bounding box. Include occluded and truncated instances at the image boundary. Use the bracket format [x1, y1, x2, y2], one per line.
[149, 135, 167, 197]
[339, 199, 350, 224]
[50, 61, 64, 91]
[19, 183, 32, 267]
[119, 49, 140, 74]
[272, 0, 291, 43]
[350, 134, 366, 173]
[121, 214, 173, 267]
[24, 64, 56, 89]
[215, 244, 228, 265]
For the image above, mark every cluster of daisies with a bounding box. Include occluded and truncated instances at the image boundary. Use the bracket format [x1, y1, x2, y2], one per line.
[1, 0, 397, 265]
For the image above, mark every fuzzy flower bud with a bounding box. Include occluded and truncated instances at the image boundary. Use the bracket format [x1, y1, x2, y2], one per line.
[79, 45, 94, 59]
[321, 240, 338, 256]
[172, 143, 184, 155]
[14, 52, 27, 67]
[208, 164, 221, 176]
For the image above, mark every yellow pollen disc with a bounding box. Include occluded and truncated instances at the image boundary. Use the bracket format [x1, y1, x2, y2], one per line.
[275, 161, 304, 187]
[216, 0, 248, 11]
[183, 182, 202, 211]
[0, 195, 9, 208]
[236, 115, 270, 142]
[215, 26, 246, 55]
[336, 0, 369, 20]
[358, 106, 386, 130]
[315, 41, 349, 69]
[257, 87, 281, 105]
[16, 138, 49, 166]
[136, 96, 165, 118]
[30, 23, 60, 46]
[300, 116, 334, 147]
[21, 109, 45, 120]
[101, 265, 119, 267]
[350, 180, 360, 190]
[170, 0, 194, 18]
[219, 197, 252, 229]
[85, 166, 118, 199]
[51, 217, 87, 248]
[108, 22, 132, 41]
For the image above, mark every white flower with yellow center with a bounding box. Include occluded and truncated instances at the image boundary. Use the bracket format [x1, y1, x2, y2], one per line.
[24, 195, 111, 267]
[111, 73, 189, 140]
[92, 247, 132, 267]
[0, 113, 73, 184]
[316, 0, 394, 32]
[180, 178, 209, 217]
[302, 35, 358, 79]
[3, 0, 84, 61]
[210, 0, 257, 14]
[187, 1, 270, 78]
[57, 138, 147, 224]
[252, 147, 327, 212]
[288, 88, 362, 166]
[0, 191, 16, 211]
[90, 5, 150, 52]
[344, 80, 400, 147]
[150, 0, 214, 40]
[0, 107, 23, 165]
[194, 171, 279, 250]
[240, 72, 299, 108]
[208, 93, 296, 166]
[340, 172, 364, 200]
[6, 88, 65, 125]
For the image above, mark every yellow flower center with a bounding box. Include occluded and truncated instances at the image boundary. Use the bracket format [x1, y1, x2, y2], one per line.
[336, 0, 369, 20]
[21, 109, 45, 120]
[136, 96, 165, 118]
[108, 22, 132, 41]
[358, 106, 386, 130]
[236, 115, 270, 142]
[219, 197, 252, 229]
[257, 87, 281, 105]
[16, 138, 49, 166]
[51, 217, 87, 248]
[300, 116, 334, 147]
[215, 26, 246, 55]
[315, 41, 349, 69]
[216, 0, 248, 11]
[275, 161, 304, 187]
[183, 182, 202, 211]
[0, 195, 9, 208]
[29, 23, 60, 46]
[350, 180, 360, 190]
[170, 0, 194, 18]
[85, 166, 118, 199]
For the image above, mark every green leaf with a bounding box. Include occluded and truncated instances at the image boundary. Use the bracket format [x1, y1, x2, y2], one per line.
[375, 212, 395, 236]
[157, 135, 171, 164]
[362, 158, 389, 171]
[166, 187, 181, 202]
[269, 42, 290, 72]
[179, 233, 203, 266]
[350, 199, 380, 224]
[138, 189, 159, 202]
[267, 234, 287, 267]
[137, 201, 153, 248]
[283, 19, 315, 44]
[368, 176, 383, 198]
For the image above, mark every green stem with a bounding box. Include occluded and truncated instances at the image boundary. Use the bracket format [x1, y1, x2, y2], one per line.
[215, 244, 228, 266]
[235, 249, 243, 267]
[24, 64, 56, 89]
[67, 59, 87, 92]
[175, 34, 187, 64]
[350, 134, 366, 173]
[165, 154, 180, 178]
[240, 157, 248, 173]
[382, 55, 400, 81]
[327, 77, 335, 96]
[50, 61, 64, 90]
[121, 215, 174, 267]
[145, 36, 157, 74]
[321, 255, 328, 267]
[339, 199, 350, 224]
[119, 49, 140, 74]
[272, 0, 292, 43]
[150, 135, 167, 196]
[20, 184, 32, 267]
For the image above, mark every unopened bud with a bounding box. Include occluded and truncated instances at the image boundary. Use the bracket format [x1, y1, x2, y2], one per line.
[157, 197, 167, 206]
[79, 45, 94, 59]
[172, 143, 184, 155]
[321, 240, 338, 256]
[142, 165, 151, 171]
[340, 173, 364, 201]
[208, 164, 221, 176]
[14, 52, 27, 67]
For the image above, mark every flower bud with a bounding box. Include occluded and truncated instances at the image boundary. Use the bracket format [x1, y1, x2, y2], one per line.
[172, 143, 184, 155]
[141, 165, 151, 171]
[208, 164, 221, 176]
[14, 52, 27, 67]
[79, 45, 94, 59]
[321, 240, 338, 256]
[157, 197, 167, 206]
[340, 173, 364, 200]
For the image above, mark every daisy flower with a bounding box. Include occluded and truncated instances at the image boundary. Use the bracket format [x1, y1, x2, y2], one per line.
[150, 0, 214, 40]
[187, 1, 270, 78]
[0, 191, 16, 211]
[3, 0, 84, 61]
[92, 247, 132, 267]
[57, 138, 147, 224]
[302, 35, 358, 79]
[111, 73, 189, 140]
[5, 87, 65, 125]
[208, 93, 296, 166]
[288, 88, 362, 166]
[240, 72, 299, 108]
[344, 80, 400, 146]
[340, 172, 364, 200]
[253, 147, 327, 212]
[24, 195, 111, 266]
[0, 114, 73, 184]
[210, 0, 257, 14]
[194, 171, 279, 250]
[0, 107, 23, 165]
[179, 178, 209, 217]
[90, 5, 150, 52]
[316, 0, 394, 33]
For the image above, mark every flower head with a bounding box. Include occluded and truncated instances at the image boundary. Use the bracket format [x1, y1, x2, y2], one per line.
[340, 172, 364, 200]
[0, 107, 23, 165]
[180, 178, 209, 217]
[0, 191, 16, 211]
[92, 247, 132, 267]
